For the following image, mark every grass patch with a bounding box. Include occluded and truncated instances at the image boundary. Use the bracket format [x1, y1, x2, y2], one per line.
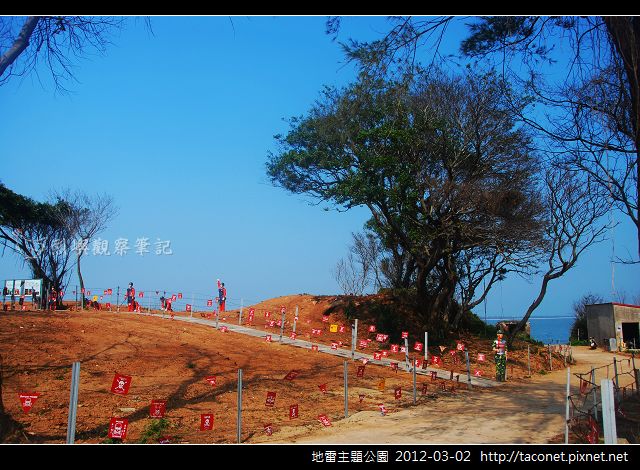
[138, 418, 170, 444]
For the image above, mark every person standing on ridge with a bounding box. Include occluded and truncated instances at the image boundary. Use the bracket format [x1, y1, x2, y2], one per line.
[217, 279, 226, 313]
[126, 282, 136, 312]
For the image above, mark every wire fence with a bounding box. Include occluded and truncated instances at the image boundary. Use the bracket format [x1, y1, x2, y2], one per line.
[567, 354, 639, 443]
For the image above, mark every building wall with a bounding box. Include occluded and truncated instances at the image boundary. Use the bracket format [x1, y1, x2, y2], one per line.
[586, 304, 615, 342]
[613, 304, 640, 348]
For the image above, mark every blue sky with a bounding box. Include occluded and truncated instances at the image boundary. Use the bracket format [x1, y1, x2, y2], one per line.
[1, 16, 638, 317]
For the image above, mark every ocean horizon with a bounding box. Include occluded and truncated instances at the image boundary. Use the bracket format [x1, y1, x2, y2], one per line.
[486, 316, 575, 345]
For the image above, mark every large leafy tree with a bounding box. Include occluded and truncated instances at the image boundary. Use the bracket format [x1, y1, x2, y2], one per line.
[268, 69, 545, 332]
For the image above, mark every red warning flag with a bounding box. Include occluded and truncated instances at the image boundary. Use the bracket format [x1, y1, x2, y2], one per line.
[401, 331, 409, 339]
[474, 369, 482, 377]
[317, 414, 332, 427]
[390, 362, 398, 372]
[331, 342, 338, 350]
[415, 358, 423, 368]
[359, 340, 368, 348]
[186, 304, 192, 312]
[373, 352, 382, 361]
[207, 299, 213, 307]
[431, 356, 442, 367]
[265, 391, 277, 407]
[200, 413, 214, 431]
[322, 315, 330, 323]
[289, 404, 299, 419]
[264, 424, 273, 436]
[378, 404, 387, 415]
[311, 345, 319, 352]
[108, 417, 129, 439]
[205, 376, 217, 386]
[339, 325, 346, 333]
[318, 383, 328, 394]
[312, 328, 322, 336]
[158, 436, 172, 444]
[171, 294, 177, 301]
[414, 342, 424, 352]
[111, 373, 132, 396]
[477, 353, 486, 362]
[150, 400, 167, 418]
[368, 325, 376, 333]
[283, 370, 299, 381]
[265, 334, 272, 342]
[359, 393, 365, 403]
[178, 293, 183, 299]
[394, 387, 402, 399]
[376, 333, 385, 342]
[456, 342, 465, 351]
[357, 365, 365, 377]
[290, 332, 297, 340]
[138, 292, 144, 298]
[421, 383, 429, 395]
[381, 351, 389, 357]
[390, 344, 399, 353]
[265, 311, 271, 319]
[220, 326, 228, 333]
[400, 346, 406, 353]
[18, 393, 40, 413]
[107, 288, 113, 295]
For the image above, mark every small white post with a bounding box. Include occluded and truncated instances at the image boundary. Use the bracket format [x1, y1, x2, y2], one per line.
[237, 369, 243, 444]
[293, 306, 298, 334]
[343, 361, 348, 418]
[66, 362, 81, 444]
[601, 379, 617, 444]
[351, 319, 358, 360]
[424, 332, 428, 362]
[279, 310, 285, 342]
[404, 338, 410, 371]
[591, 368, 598, 421]
[413, 358, 417, 404]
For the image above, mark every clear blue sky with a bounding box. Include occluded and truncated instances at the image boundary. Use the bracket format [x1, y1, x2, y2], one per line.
[1, 16, 638, 317]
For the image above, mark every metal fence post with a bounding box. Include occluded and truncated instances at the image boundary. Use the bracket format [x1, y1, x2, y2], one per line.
[564, 367, 570, 444]
[591, 368, 598, 421]
[424, 332, 428, 363]
[613, 356, 620, 393]
[404, 338, 410, 371]
[116, 286, 120, 312]
[351, 319, 358, 360]
[548, 344, 553, 370]
[465, 350, 472, 389]
[413, 358, 417, 404]
[343, 361, 348, 418]
[279, 310, 285, 342]
[237, 368, 243, 444]
[66, 361, 81, 444]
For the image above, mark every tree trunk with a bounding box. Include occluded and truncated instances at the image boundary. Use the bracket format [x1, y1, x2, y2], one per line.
[507, 274, 551, 347]
[604, 16, 640, 258]
[0, 17, 40, 78]
[77, 253, 85, 309]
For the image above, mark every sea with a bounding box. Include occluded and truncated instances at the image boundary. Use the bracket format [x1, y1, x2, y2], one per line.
[486, 316, 575, 345]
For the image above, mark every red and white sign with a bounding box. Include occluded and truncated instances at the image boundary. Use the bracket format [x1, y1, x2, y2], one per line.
[431, 356, 441, 366]
[400, 346, 406, 353]
[317, 414, 332, 427]
[311, 345, 319, 352]
[361, 358, 369, 365]
[456, 342, 465, 351]
[103, 290, 108, 295]
[390, 362, 398, 372]
[200, 413, 214, 431]
[108, 417, 129, 439]
[359, 340, 368, 348]
[311, 328, 322, 336]
[18, 393, 39, 413]
[185, 304, 192, 312]
[105, 302, 111, 309]
[401, 331, 409, 339]
[381, 350, 389, 357]
[339, 325, 346, 333]
[394, 387, 402, 400]
[415, 358, 424, 368]
[269, 320, 276, 328]
[414, 342, 424, 352]
[290, 332, 297, 340]
[107, 288, 113, 295]
[359, 393, 365, 403]
[111, 373, 132, 396]
[378, 404, 387, 415]
[207, 299, 213, 307]
[477, 353, 486, 362]
[283, 370, 299, 381]
[449, 349, 457, 356]
[205, 376, 217, 386]
[158, 436, 172, 444]
[368, 325, 376, 333]
[248, 310, 255, 322]
[322, 316, 330, 323]
[289, 404, 299, 420]
[220, 326, 228, 333]
[138, 291, 144, 298]
[318, 383, 328, 394]
[150, 400, 166, 418]
[276, 320, 282, 327]
[373, 352, 382, 361]
[390, 344, 399, 353]
[265, 311, 271, 319]
[331, 342, 338, 350]
[357, 365, 365, 378]
[421, 383, 429, 395]
[178, 293, 182, 299]
[265, 391, 277, 407]
[376, 333, 385, 342]
[265, 334, 272, 342]
[474, 369, 482, 377]
[280, 306, 286, 314]
[430, 371, 438, 381]
[171, 294, 177, 301]
[264, 424, 273, 436]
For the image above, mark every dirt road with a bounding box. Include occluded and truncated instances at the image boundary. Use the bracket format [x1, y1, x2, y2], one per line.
[264, 347, 627, 444]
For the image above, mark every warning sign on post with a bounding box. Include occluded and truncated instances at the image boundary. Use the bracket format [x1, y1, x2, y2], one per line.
[359, 340, 368, 348]
[110, 373, 132, 396]
[265, 391, 276, 407]
[357, 365, 365, 377]
[477, 353, 486, 362]
[150, 400, 167, 418]
[108, 417, 129, 439]
[414, 342, 424, 352]
[317, 414, 332, 427]
[264, 424, 274, 436]
[368, 325, 376, 333]
[394, 387, 402, 400]
[339, 325, 346, 333]
[207, 299, 213, 307]
[205, 376, 217, 386]
[283, 370, 299, 381]
[401, 331, 409, 339]
[200, 413, 214, 431]
[318, 383, 328, 394]
[289, 404, 299, 419]
[18, 393, 40, 413]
